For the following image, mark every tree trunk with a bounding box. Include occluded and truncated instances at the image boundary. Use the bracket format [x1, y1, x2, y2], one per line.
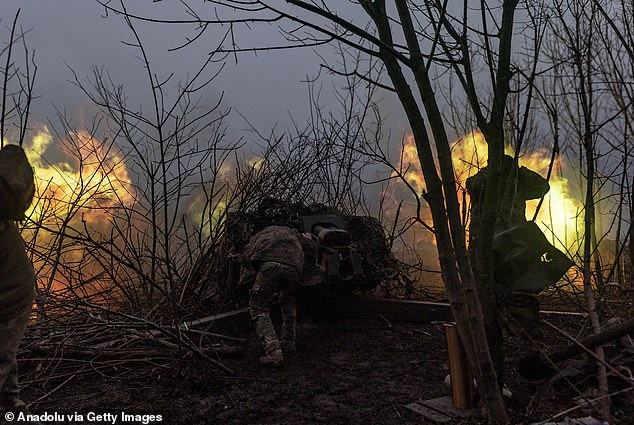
[391, 2, 507, 420]
[359, 2, 509, 421]
[630, 173, 634, 314]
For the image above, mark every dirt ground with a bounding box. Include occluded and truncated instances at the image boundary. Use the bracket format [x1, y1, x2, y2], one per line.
[20, 310, 634, 425]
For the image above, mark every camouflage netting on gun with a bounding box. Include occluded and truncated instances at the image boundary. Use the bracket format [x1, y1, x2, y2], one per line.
[216, 198, 398, 304]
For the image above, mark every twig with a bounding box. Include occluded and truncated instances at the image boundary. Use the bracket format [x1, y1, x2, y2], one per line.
[541, 319, 634, 384]
[545, 387, 633, 423]
[31, 367, 85, 405]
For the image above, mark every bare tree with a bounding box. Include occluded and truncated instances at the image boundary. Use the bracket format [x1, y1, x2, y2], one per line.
[1, 8, 37, 147]
[593, 0, 634, 311]
[534, 0, 634, 419]
[92, 0, 570, 420]
[27, 0, 627, 420]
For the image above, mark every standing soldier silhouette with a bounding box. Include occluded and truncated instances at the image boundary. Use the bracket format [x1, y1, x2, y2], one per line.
[466, 153, 559, 387]
[0, 145, 38, 421]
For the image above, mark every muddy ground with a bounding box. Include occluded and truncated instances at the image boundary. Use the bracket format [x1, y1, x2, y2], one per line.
[20, 308, 634, 425]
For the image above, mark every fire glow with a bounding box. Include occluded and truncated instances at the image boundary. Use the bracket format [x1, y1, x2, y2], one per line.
[25, 126, 134, 224]
[395, 130, 583, 254]
[21, 125, 135, 295]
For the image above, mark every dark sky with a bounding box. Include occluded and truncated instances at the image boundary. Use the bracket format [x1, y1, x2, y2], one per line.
[3, 1, 366, 138]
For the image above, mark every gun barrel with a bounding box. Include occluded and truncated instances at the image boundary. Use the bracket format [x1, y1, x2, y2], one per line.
[312, 224, 351, 247]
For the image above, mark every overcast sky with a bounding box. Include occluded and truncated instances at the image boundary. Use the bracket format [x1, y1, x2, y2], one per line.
[3, 1, 386, 140]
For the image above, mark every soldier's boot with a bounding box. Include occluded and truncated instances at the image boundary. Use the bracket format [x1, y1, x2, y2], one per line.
[0, 396, 42, 425]
[253, 315, 284, 366]
[259, 348, 284, 366]
[0, 393, 24, 414]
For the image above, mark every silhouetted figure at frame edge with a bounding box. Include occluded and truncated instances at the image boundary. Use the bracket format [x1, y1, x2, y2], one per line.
[0, 145, 38, 423]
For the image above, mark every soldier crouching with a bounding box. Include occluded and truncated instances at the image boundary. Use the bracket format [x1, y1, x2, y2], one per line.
[241, 225, 319, 366]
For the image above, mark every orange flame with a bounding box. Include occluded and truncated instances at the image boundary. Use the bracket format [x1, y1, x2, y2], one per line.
[451, 130, 583, 253]
[21, 125, 135, 294]
[389, 130, 582, 254]
[25, 126, 134, 224]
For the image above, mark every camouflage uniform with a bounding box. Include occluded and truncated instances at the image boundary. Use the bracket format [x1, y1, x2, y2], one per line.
[243, 226, 310, 365]
[0, 221, 36, 416]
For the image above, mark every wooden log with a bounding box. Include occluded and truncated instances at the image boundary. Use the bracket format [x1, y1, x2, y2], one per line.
[340, 296, 454, 322]
[519, 316, 634, 380]
[89, 307, 250, 350]
[182, 307, 250, 328]
[340, 295, 585, 323]
[26, 344, 242, 360]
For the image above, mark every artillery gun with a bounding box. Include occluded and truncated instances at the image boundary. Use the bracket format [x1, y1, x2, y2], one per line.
[220, 198, 396, 303]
